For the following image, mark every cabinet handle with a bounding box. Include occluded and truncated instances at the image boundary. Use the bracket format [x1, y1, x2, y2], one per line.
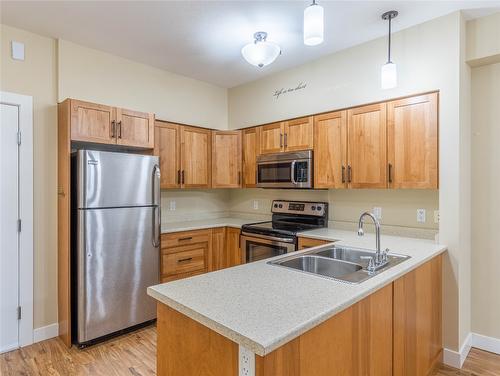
[280, 134, 283, 148]
[111, 120, 116, 138]
[177, 170, 181, 185]
[181, 170, 185, 185]
[347, 165, 352, 183]
[388, 163, 393, 183]
[117, 121, 122, 139]
[177, 257, 193, 263]
[341, 166, 346, 184]
[238, 171, 241, 185]
[178, 236, 193, 241]
[284, 133, 288, 148]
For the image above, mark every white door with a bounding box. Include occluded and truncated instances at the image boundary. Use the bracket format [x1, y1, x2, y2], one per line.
[0, 103, 20, 353]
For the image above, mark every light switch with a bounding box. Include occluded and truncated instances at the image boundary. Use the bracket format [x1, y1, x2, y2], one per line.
[11, 41, 25, 61]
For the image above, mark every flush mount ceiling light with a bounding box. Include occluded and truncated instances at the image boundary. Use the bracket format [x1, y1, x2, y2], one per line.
[241, 32, 281, 68]
[303, 0, 324, 46]
[381, 10, 398, 90]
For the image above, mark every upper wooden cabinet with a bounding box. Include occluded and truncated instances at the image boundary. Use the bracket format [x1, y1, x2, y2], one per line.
[387, 93, 438, 189]
[66, 99, 154, 148]
[154, 122, 212, 189]
[212, 131, 242, 188]
[260, 122, 284, 154]
[116, 108, 154, 148]
[70, 100, 116, 144]
[242, 127, 260, 187]
[181, 126, 212, 189]
[154, 121, 181, 189]
[347, 103, 388, 189]
[259, 117, 314, 154]
[284, 116, 314, 151]
[314, 111, 348, 189]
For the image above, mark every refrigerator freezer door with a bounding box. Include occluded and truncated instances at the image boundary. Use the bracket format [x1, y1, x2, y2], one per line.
[77, 150, 160, 209]
[77, 206, 159, 344]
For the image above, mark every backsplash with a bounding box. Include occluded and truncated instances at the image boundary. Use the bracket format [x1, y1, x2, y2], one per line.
[161, 188, 439, 239]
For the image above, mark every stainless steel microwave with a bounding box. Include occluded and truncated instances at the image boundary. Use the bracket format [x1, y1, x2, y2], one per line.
[256, 150, 313, 189]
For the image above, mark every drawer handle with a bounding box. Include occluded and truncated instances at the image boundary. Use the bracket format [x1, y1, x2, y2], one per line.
[178, 236, 193, 241]
[178, 257, 193, 263]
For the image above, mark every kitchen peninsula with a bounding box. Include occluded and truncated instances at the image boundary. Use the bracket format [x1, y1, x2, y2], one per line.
[148, 229, 446, 376]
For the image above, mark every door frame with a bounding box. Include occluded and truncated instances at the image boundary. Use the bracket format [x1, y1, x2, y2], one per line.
[0, 91, 34, 348]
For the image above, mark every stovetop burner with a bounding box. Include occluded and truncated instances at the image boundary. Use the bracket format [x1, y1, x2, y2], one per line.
[241, 200, 328, 238]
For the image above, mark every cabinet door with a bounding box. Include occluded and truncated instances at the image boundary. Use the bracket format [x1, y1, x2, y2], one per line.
[314, 111, 347, 189]
[347, 103, 387, 188]
[284, 116, 314, 151]
[388, 93, 438, 189]
[154, 121, 181, 189]
[260, 122, 284, 154]
[212, 131, 242, 188]
[210, 227, 226, 272]
[70, 99, 116, 144]
[116, 108, 155, 148]
[393, 255, 442, 376]
[242, 127, 260, 187]
[226, 227, 242, 267]
[181, 126, 212, 188]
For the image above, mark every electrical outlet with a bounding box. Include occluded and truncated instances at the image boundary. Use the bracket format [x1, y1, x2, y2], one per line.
[253, 200, 259, 210]
[239, 345, 255, 376]
[373, 207, 382, 220]
[434, 210, 440, 224]
[417, 209, 426, 223]
[169, 200, 176, 211]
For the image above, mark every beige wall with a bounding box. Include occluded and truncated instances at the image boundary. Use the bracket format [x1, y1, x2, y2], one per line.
[466, 11, 500, 66]
[228, 12, 468, 350]
[0, 24, 58, 329]
[471, 62, 500, 339]
[229, 189, 438, 238]
[161, 190, 230, 223]
[58, 40, 228, 129]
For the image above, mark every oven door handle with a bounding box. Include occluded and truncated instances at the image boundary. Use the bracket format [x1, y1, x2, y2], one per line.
[241, 232, 295, 243]
[290, 160, 297, 185]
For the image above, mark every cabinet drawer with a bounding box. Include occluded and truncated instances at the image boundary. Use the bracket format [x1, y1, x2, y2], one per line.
[298, 237, 332, 250]
[161, 229, 211, 250]
[162, 247, 206, 276]
[161, 269, 206, 283]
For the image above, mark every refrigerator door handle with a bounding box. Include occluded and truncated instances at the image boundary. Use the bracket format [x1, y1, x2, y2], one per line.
[152, 164, 161, 247]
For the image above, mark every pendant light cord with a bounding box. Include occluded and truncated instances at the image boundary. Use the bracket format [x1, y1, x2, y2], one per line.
[387, 16, 392, 63]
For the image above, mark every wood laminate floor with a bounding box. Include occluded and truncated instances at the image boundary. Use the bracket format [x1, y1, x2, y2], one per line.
[1, 325, 499, 375]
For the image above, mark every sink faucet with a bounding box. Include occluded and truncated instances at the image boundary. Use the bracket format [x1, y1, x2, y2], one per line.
[357, 212, 382, 263]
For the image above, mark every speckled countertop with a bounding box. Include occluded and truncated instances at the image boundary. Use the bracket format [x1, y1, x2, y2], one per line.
[149, 227, 446, 356]
[161, 217, 254, 234]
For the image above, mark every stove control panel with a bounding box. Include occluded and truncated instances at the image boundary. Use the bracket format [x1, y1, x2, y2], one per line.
[271, 200, 327, 217]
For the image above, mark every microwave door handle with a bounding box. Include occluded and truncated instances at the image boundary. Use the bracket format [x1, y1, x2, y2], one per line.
[290, 160, 297, 185]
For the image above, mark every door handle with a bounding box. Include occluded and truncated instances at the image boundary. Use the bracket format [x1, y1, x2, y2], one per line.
[178, 257, 193, 263]
[177, 170, 181, 185]
[280, 134, 283, 148]
[111, 120, 116, 138]
[181, 170, 185, 185]
[347, 165, 352, 183]
[290, 161, 297, 185]
[179, 236, 193, 241]
[341, 166, 346, 184]
[152, 206, 160, 248]
[238, 171, 241, 186]
[117, 121, 122, 139]
[284, 133, 288, 148]
[388, 163, 393, 183]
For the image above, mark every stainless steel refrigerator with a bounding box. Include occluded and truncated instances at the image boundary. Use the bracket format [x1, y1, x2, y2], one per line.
[74, 150, 160, 345]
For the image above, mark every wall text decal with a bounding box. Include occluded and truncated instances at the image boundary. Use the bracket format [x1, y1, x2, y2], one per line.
[273, 82, 307, 99]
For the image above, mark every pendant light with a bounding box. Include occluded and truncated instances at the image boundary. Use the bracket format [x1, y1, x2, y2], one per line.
[381, 10, 398, 89]
[303, 0, 324, 46]
[241, 32, 281, 68]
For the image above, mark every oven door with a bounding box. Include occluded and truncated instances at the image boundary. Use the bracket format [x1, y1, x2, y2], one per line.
[256, 159, 312, 188]
[240, 233, 296, 263]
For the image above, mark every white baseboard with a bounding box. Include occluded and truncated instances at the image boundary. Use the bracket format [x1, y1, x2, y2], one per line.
[33, 323, 59, 343]
[443, 332, 472, 369]
[471, 333, 500, 355]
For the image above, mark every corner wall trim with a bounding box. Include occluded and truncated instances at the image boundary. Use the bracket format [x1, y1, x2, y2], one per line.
[443, 333, 472, 369]
[33, 323, 59, 344]
[471, 333, 500, 355]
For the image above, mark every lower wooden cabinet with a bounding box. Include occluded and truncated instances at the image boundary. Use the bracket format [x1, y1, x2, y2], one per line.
[161, 227, 242, 282]
[297, 236, 331, 250]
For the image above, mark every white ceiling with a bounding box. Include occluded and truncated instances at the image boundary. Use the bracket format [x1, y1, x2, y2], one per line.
[1, 1, 499, 88]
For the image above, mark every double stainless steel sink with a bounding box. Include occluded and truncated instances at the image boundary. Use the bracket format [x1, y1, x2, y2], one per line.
[268, 244, 410, 284]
